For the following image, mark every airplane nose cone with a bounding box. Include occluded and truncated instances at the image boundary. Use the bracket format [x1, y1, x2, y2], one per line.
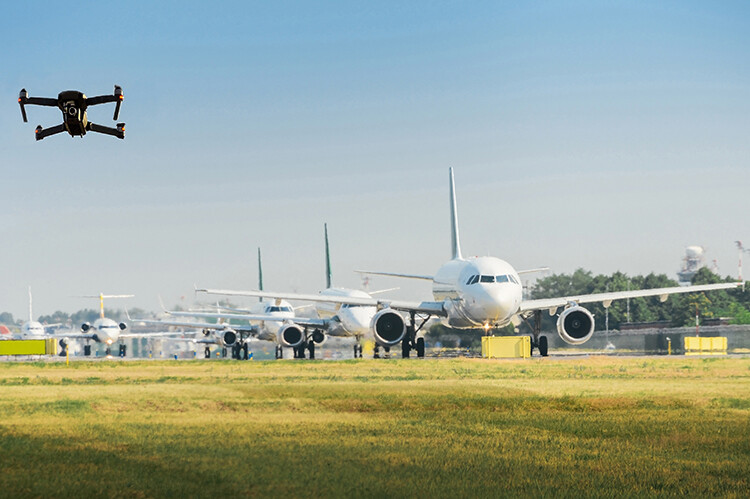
[476, 287, 517, 322]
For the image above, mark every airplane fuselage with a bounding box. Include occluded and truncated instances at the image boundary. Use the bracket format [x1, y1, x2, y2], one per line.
[315, 288, 376, 338]
[433, 256, 523, 328]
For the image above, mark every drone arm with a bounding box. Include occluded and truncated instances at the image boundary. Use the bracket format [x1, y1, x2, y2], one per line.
[18, 89, 57, 122]
[35, 124, 66, 141]
[87, 85, 123, 120]
[25, 97, 58, 106]
[88, 122, 125, 139]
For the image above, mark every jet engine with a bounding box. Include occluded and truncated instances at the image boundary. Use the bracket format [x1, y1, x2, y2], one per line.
[278, 324, 305, 348]
[310, 329, 327, 346]
[556, 305, 595, 345]
[217, 329, 237, 347]
[81, 322, 91, 332]
[370, 309, 406, 346]
[118, 322, 127, 330]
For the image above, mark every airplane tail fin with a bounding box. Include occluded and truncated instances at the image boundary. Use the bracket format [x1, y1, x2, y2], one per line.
[449, 167, 463, 260]
[257, 247, 263, 303]
[324, 223, 332, 289]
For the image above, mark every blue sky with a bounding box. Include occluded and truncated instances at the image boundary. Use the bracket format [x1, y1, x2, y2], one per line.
[2, 1, 749, 319]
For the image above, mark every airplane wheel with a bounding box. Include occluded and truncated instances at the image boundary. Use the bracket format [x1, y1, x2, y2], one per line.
[308, 343, 315, 360]
[204, 347, 211, 359]
[539, 336, 548, 357]
[105, 347, 111, 356]
[221, 348, 227, 358]
[119, 344, 127, 357]
[416, 337, 425, 358]
[374, 346, 380, 359]
[84, 345, 91, 356]
[401, 340, 411, 358]
[242, 344, 249, 360]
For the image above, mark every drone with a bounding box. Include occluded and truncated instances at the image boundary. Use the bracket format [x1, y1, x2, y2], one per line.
[18, 85, 125, 140]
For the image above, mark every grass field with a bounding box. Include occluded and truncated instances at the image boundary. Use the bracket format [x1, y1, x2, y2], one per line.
[0, 357, 748, 498]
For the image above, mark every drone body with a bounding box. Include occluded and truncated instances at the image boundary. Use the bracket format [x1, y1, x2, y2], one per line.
[18, 86, 125, 140]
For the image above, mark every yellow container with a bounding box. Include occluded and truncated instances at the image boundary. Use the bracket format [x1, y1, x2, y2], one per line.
[684, 336, 727, 356]
[0, 339, 49, 356]
[45, 338, 58, 355]
[482, 336, 531, 359]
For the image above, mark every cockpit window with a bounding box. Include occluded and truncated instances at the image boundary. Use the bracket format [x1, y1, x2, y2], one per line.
[509, 275, 519, 284]
[480, 275, 495, 283]
[466, 275, 477, 285]
[496, 275, 509, 283]
[281, 307, 293, 312]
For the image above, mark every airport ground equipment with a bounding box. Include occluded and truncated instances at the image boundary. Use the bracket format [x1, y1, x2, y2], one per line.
[482, 336, 531, 359]
[684, 336, 727, 355]
[18, 86, 124, 140]
[0, 339, 57, 356]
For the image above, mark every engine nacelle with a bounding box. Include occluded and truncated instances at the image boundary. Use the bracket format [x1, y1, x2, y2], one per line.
[310, 329, 327, 346]
[218, 329, 237, 347]
[370, 309, 406, 346]
[278, 324, 305, 348]
[119, 322, 127, 331]
[81, 322, 91, 332]
[556, 306, 595, 345]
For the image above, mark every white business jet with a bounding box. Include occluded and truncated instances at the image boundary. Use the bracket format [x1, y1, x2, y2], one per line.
[197, 168, 742, 357]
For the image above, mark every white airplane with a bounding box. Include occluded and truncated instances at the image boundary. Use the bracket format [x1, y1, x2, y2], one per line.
[58, 293, 179, 357]
[197, 168, 743, 357]
[183, 224, 393, 358]
[133, 249, 327, 359]
[21, 287, 54, 338]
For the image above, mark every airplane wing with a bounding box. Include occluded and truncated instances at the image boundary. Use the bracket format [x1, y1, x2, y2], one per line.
[197, 287, 447, 316]
[519, 282, 743, 313]
[132, 317, 256, 332]
[47, 332, 98, 341]
[354, 270, 434, 281]
[118, 332, 196, 339]
[167, 310, 329, 329]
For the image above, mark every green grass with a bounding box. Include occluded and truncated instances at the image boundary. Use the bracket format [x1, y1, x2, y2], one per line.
[0, 357, 749, 497]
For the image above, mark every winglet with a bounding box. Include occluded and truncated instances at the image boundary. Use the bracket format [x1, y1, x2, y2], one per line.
[324, 223, 332, 289]
[449, 167, 463, 260]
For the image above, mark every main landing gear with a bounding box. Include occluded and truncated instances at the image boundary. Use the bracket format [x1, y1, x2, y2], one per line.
[400, 311, 429, 359]
[231, 343, 250, 360]
[353, 343, 363, 358]
[525, 310, 549, 357]
[118, 344, 127, 358]
[204, 346, 211, 359]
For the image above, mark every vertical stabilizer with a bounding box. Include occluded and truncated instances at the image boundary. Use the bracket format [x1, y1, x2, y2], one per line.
[449, 167, 463, 260]
[324, 223, 332, 289]
[28, 286, 33, 322]
[257, 247, 263, 302]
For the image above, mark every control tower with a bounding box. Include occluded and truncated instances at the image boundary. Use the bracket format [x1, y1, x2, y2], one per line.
[677, 246, 705, 284]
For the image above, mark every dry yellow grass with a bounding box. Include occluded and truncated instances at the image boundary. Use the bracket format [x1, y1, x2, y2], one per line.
[0, 356, 748, 497]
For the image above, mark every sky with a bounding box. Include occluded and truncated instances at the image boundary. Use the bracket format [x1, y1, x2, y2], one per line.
[1, 1, 749, 320]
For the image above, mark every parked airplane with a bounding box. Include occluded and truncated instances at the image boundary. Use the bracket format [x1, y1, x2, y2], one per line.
[186, 224, 392, 358]
[197, 168, 743, 357]
[57, 294, 179, 357]
[133, 249, 327, 359]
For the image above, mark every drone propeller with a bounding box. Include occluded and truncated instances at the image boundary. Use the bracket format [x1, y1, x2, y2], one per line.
[113, 85, 123, 120]
[18, 89, 28, 122]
